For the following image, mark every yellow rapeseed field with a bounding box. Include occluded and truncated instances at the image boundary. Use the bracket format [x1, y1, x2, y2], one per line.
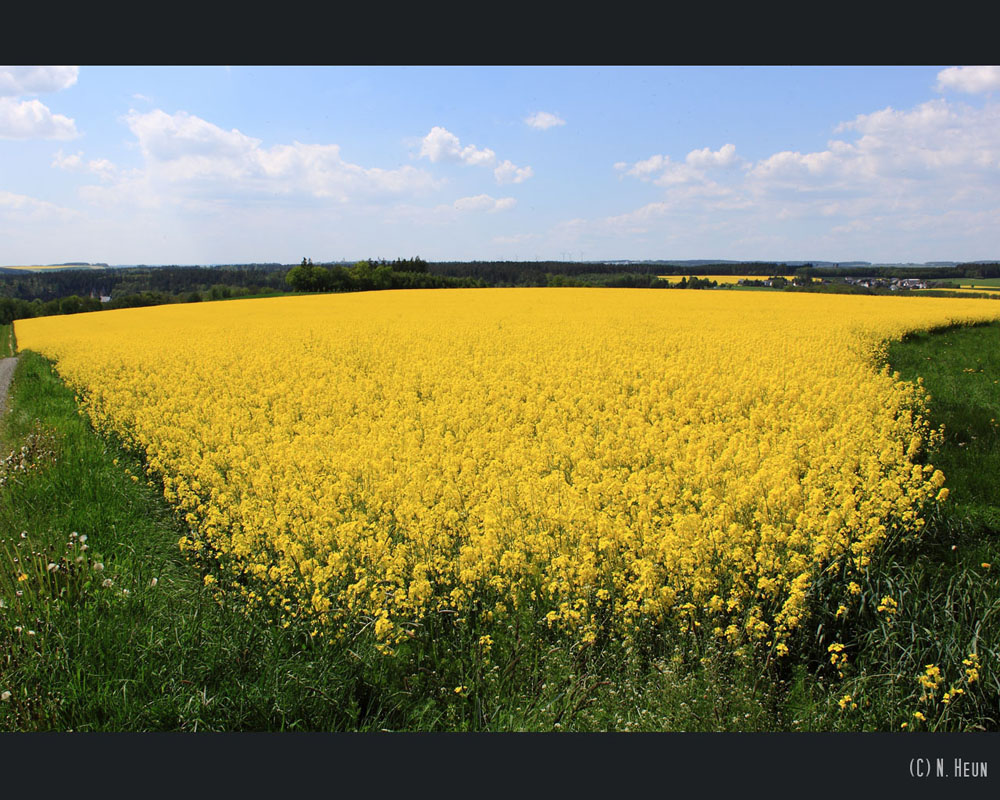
[14, 289, 1000, 653]
[657, 275, 753, 284]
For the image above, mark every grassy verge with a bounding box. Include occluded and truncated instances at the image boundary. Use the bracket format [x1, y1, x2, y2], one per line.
[2, 321, 998, 731]
[0, 325, 14, 358]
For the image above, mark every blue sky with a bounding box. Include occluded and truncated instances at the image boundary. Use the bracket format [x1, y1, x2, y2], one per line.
[1, 65, 999, 265]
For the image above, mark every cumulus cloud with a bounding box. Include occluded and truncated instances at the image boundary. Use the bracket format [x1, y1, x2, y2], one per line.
[576, 97, 1000, 259]
[936, 66, 1000, 94]
[494, 160, 533, 184]
[0, 66, 78, 97]
[686, 143, 740, 169]
[52, 149, 82, 169]
[524, 111, 565, 130]
[767, 99, 1000, 186]
[102, 109, 440, 204]
[0, 67, 79, 139]
[52, 149, 118, 180]
[617, 144, 744, 186]
[419, 126, 496, 165]
[418, 125, 532, 184]
[0, 97, 77, 139]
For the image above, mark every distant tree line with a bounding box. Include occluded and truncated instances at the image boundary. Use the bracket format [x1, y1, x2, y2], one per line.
[285, 257, 482, 292]
[425, 261, 797, 284]
[4, 258, 997, 324]
[0, 265, 289, 303]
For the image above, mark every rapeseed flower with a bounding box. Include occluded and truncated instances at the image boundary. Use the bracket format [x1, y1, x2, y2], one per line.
[15, 289, 1000, 655]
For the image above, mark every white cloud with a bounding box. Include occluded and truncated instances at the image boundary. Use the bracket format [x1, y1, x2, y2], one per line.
[571, 98, 1000, 259]
[419, 126, 496, 165]
[87, 158, 117, 181]
[525, 111, 565, 130]
[453, 194, 516, 212]
[618, 145, 744, 186]
[52, 149, 83, 169]
[0, 97, 77, 139]
[620, 153, 669, 178]
[52, 149, 118, 180]
[418, 125, 532, 184]
[763, 99, 1000, 187]
[127, 109, 259, 165]
[936, 66, 1000, 94]
[685, 143, 740, 169]
[104, 109, 439, 205]
[494, 160, 533, 184]
[0, 66, 78, 97]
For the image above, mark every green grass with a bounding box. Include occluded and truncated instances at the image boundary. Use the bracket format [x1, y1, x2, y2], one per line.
[2, 321, 999, 731]
[0, 325, 14, 358]
[943, 278, 1000, 289]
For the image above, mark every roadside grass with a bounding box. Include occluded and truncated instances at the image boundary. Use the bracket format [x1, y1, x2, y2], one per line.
[2, 320, 999, 730]
[0, 325, 13, 358]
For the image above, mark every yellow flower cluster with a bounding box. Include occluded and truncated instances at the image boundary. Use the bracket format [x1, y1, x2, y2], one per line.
[919, 663, 944, 697]
[14, 289, 1000, 652]
[876, 596, 898, 616]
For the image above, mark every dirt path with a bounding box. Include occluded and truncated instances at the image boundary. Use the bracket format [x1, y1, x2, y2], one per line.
[0, 357, 18, 416]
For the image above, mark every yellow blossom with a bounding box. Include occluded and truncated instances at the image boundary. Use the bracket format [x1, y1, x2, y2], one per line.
[14, 289, 1000, 655]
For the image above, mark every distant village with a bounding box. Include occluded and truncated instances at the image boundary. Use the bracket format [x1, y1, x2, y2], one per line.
[842, 276, 929, 291]
[737, 276, 929, 290]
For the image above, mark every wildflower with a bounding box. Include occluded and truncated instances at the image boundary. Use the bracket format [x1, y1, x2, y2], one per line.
[847, 582, 861, 596]
[942, 687, 964, 704]
[102, 578, 113, 588]
[93, 562, 104, 572]
[837, 694, 856, 710]
[150, 577, 158, 587]
[913, 711, 926, 721]
[919, 664, 944, 699]
[0, 691, 10, 702]
[876, 596, 897, 615]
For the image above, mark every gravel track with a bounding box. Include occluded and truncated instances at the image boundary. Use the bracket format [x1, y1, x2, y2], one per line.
[0, 357, 18, 416]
